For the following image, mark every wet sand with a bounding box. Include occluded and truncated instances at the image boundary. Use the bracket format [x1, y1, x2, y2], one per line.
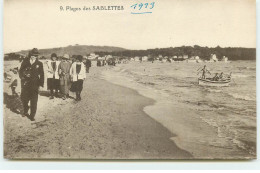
[4, 67, 192, 159]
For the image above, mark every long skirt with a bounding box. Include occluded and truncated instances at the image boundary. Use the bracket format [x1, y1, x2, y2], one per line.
[70, 80, 83, 92]
[47, 78, 60, 90]
[86, 67, 90, 73]
[60, 75, 71, 95]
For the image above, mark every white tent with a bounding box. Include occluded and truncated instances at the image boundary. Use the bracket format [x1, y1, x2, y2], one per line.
[142, 56, 148, 61]
[134, 56, 140, 61]
[183, 55, 189, 59]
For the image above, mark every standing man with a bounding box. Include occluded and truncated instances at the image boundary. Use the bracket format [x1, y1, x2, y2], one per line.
[19, 48, 44, 121]
[197, 65, 211, 79]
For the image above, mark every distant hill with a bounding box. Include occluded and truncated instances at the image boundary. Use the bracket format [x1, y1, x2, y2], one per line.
[9, 45, 126, 58]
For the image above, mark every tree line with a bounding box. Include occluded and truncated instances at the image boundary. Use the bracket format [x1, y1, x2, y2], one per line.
[4, 45, 256, 61]
[95, 45, 256, 60]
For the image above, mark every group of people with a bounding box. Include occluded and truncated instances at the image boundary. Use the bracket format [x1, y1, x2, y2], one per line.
[17, 48, 90, 121]
[46, 53, 87, 101]
[97, 58, 116, 66]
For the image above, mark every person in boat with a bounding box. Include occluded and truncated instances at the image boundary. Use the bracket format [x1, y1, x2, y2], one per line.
[218, 72, 224, 80]
[198, 65, 211, 79]
[212, 73, 220, 81]
[227, 72, 232, 79]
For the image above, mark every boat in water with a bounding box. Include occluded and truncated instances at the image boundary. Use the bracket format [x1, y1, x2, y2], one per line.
[198, 77, 231, 87]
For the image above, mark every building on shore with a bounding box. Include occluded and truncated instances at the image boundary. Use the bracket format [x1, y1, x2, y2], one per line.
[221, 56, 229, 62]
[134, 56, 140, 61]
[142, 56, 148, 61]
[183, 55, 189, 60]
[207, 54, 218, 62]
[88, 53, 99, 60]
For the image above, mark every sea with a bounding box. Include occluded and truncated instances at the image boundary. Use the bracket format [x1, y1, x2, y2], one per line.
[101, 60, 256, 158]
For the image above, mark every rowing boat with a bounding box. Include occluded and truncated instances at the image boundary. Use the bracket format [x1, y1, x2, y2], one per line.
[198, 77, 231, 87]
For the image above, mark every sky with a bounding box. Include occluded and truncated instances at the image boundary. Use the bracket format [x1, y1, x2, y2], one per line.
[4, 0, 256, 53]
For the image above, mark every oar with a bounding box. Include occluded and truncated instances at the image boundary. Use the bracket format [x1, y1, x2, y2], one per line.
[197, 67, 202, 71]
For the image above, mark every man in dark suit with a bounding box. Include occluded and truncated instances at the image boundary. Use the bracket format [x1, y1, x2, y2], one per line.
[19, 48, 44, 121]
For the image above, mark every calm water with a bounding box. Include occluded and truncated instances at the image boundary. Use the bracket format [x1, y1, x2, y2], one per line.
[102, 60, 256, 157]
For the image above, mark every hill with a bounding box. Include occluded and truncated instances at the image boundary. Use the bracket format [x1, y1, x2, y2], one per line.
[5, 45, 126, 60]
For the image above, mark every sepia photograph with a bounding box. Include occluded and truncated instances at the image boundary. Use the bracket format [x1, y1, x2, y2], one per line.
[3, 0, 256, 160]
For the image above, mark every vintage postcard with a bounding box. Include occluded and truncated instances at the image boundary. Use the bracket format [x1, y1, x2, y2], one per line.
[3, 0, 256, 159]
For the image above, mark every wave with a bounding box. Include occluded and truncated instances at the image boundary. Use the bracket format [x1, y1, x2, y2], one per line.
[238, 67, 256, 71]
[232, 74, 249, 78]
[206, 88, 222, 93]
[101, 67, 256, 158]
[228, 93, 255, 101]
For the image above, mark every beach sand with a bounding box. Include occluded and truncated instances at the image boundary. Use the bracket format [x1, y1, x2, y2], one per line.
[3, 66, 192, 159]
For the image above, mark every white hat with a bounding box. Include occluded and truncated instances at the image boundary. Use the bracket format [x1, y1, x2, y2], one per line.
[63, 54, 70, 59]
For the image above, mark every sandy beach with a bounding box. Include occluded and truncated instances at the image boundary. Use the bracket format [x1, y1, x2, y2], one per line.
[4, 65, 192, 159]
[100, 61, 256, 159]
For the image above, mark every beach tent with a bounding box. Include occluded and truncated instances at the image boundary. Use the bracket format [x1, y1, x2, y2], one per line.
[183, 55, 189, 59]
[221, 56, 229, 62]
[134, 56, 140, 61]
[88, 53, 99, 60]
[142, 56, 148, 61]
[106, 55, 113, 59]
[210, 54, 218, 62]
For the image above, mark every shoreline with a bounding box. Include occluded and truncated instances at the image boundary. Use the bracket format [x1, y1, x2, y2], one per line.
[4, 67, 192, 159]
[100, 64, 256, 159]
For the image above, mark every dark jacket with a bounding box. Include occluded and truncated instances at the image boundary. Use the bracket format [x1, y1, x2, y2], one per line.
[86, 59, 91, 67]
[19, 57, 44, 90]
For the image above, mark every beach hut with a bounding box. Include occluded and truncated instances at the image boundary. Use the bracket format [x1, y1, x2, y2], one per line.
[195, 56, 203, 63]
[88, 53, 99, 60]
[209, 54, 218, 62]
[134, 56, 140, 61]
[221, 56, 229, 62]
[186, 56, 196, 63]
[142, 56, 148, 61]
[183, 55, 189, 59]
[106, 55, 113, 59]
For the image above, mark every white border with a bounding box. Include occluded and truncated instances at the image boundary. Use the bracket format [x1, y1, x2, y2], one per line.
[0, 0, 259, 170]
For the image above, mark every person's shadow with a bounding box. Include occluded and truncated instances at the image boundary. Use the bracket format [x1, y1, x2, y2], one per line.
[38, 90, 51, 97]
[38, 90, 75, 99]
[3, 92, 23, 115]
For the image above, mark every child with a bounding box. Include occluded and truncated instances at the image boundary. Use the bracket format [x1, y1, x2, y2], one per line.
[9, 68, 19, 96]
